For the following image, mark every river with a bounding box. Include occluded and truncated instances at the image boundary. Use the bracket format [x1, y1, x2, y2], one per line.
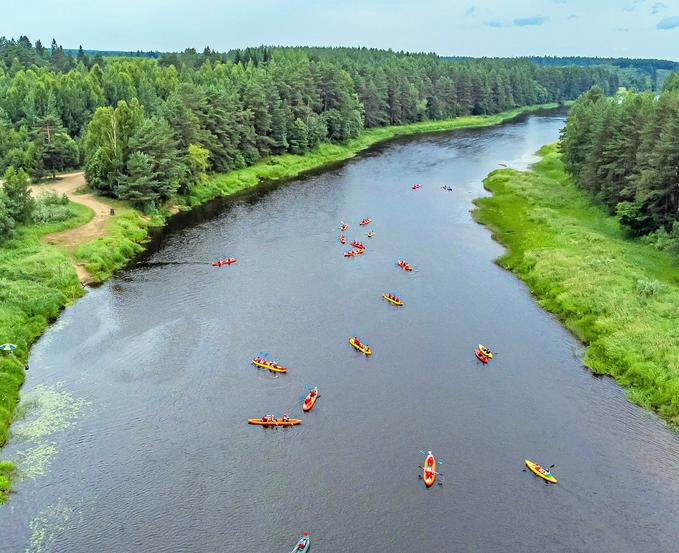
[2, 109, 678, 553]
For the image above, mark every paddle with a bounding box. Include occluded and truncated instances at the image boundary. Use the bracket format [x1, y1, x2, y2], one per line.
[419, 450, 444, 463]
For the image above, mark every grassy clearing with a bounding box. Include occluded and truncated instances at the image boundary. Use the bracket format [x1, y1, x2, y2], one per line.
[473, 144, 679, 428]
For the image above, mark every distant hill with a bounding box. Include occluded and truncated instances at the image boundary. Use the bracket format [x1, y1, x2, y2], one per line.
[63, 48, 160, 58]
[442, 56, 679, 90]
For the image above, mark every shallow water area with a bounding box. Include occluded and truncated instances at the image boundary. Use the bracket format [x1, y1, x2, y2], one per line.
[2, 110, 678, 553]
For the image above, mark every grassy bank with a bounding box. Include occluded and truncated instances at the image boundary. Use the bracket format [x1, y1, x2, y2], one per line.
[75, 103, 560, 283]
[473, 144, 679, 429]
[0, 202, 93, 502]
[0, 103, 559, 501]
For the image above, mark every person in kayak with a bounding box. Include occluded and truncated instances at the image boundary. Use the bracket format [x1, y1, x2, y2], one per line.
[282, 414, 290, 422]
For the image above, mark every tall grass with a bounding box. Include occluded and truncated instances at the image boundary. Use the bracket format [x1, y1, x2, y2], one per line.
[474, 144, 679, 429]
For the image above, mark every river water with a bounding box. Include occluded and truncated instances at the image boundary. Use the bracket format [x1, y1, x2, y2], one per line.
[2, 110, 678, 553]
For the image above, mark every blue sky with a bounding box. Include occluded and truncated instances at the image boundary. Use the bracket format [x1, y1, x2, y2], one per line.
[2, 0, 678, 58]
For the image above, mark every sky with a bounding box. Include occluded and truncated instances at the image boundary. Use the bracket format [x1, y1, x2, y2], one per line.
[2, 0, 679, 59]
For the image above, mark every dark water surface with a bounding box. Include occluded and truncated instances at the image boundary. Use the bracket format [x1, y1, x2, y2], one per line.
[3, 111, 679, 553]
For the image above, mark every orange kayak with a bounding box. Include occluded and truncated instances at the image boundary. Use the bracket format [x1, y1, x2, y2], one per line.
[340, 223, 349, 231]
[302, 387, 319, 412]
[423, 451, 437, 487]
[340, 234, 346, 244]
[350, 241, 366, 250]
[397, 260, 413, 271]
[248, 418, 301, 427]
[359, 218, 371, 226]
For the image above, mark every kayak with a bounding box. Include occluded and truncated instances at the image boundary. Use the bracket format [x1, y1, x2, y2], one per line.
[478, 344, 493, 358]
[350, 241, 366, 250]
[252, 357, 288, 373]
[340, 234, 346, 244]
[349, 337, 372, 355]
[474, 349, 489, 364]
[412, 184, 421, 190]
[302, 387, 319, 412]
[340, 223, 349, 231]
[344, 249, 364, 257]
[211, 258, 236, 266]
[525, 459, 557, 484]
[367, 231, 374, 238]
[248, 418, 301, 427]
[359, 218, 371, 226]
[397, 260, 413, 272]
[383, 294, 403, 306]
[290, 532, 310, 552]
[423, 451, 436, 487]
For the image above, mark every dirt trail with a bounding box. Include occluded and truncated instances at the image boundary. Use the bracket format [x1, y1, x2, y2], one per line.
[31, 172, 113, 283]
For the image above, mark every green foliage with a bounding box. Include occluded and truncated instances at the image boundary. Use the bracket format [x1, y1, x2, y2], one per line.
[0, 193, 15, 237]
[0, 460, 15, 503]
[32, 190, 75, 224]
[662, 71, 679, 92]
[2, 166, 34, 224]
[560, 87, 679, 241]
[474, 144, 679, 429]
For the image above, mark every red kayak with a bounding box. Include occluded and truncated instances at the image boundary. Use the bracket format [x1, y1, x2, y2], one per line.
[340, 223, 349, 231]
[212, 258, 236, 266]
[350, 241, 366, 250]
[359, 218, 371, 226]
[474, 349, 489, 364]
[397, 260, 413, 272]
[340, 234, 346, 244]
[412, 184, 421, 190]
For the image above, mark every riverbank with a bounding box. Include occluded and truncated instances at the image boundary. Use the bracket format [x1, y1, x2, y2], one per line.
[473, 144, 679, 429]
[75, 103, 561, 282]
[0, 102, 559, 502]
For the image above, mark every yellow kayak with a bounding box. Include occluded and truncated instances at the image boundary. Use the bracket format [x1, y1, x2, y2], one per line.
[525, 459, 557, 484]
[349, 337, 372, 355]
[383, 294, 403, 306]
[478, 344, 493, 358]
[252, 358, 288, 373]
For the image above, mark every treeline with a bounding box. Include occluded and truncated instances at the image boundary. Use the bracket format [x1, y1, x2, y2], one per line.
[446, 55, 678, 91]
[560, 85, 679, 249]
[2, 39, 621, 214]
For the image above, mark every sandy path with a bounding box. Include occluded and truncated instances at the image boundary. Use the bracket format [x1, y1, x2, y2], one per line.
[31, 172, 113, 283]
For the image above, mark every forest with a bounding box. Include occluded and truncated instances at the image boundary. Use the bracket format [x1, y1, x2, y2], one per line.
[559, 83, 679, 250]
[0, 37, 626, 223]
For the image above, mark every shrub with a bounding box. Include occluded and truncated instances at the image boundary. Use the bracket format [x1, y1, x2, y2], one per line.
[32, 191, 76, 224]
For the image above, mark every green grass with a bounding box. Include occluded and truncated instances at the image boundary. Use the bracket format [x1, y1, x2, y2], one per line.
[0, 460, 14, 503]
[74, 210, 159, 283]
[473, 144, 679, 429]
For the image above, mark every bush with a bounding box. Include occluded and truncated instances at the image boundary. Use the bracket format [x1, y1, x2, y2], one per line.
[636, 279, 661, 297]
[32, 191, 75, 224]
